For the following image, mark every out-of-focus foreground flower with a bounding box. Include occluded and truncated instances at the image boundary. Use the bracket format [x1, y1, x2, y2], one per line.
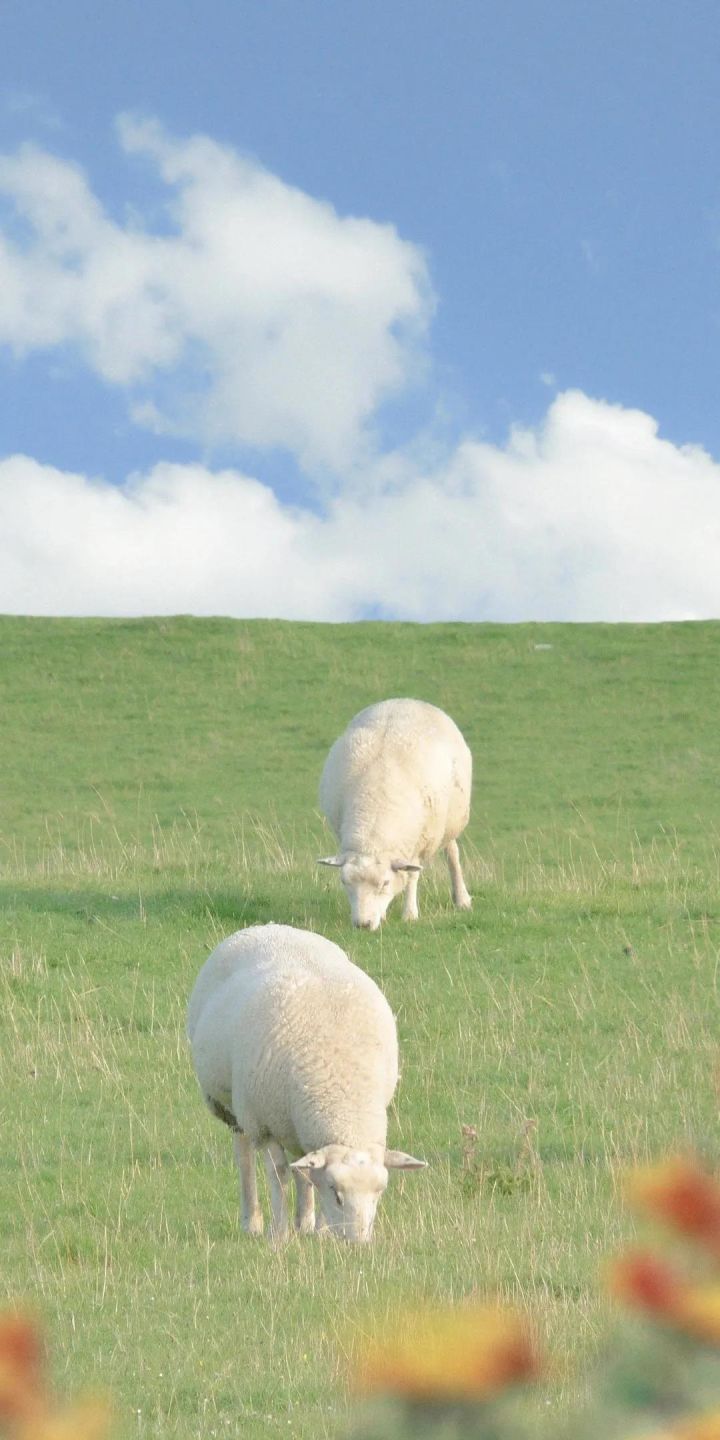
[0, 1317, 45, 1428]
[0, 1313, 111, 1440]
[353, 1304, 540, 1404]
[627, 1159, 720, 1254]
[643, 1410, 720, 1440]
[610, 1251, 720, 1345]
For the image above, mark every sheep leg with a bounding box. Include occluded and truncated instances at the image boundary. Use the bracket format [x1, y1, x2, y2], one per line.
[294, 1170, 316, 1234]
[264, 1141, 291, 1241]
[401, 869, 420, 921]
[446, 839, 472, 910]
[232, 1132, 264, 1236]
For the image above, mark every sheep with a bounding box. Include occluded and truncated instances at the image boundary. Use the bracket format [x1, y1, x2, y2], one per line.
[187, 922, 426, 1242]
[318, 697, 472, 930]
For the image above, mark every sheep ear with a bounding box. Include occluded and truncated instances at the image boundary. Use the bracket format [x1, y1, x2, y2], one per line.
[391, 861, 423, 873]
[385, 1150, 428, 1170]
[317, 856, 344, 867]
[290, 1150, 328, 1172]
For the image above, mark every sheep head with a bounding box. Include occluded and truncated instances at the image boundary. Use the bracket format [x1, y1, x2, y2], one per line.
[291, 1144, 426, 1241]
[317, 853, 422, 930]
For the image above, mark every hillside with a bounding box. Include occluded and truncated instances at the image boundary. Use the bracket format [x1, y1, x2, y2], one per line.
[1, 617, 718, 1438]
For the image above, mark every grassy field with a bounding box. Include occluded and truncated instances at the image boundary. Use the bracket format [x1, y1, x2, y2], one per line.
[1, 616, 719, 1437]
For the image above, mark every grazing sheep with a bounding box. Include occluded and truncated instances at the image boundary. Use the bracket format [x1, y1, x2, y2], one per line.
[187, 923, 426, 1242]
[318, 698, 472, 930]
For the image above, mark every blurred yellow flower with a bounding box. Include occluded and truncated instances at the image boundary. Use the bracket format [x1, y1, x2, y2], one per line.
[644, 1410, 720, 1440]
[677, 1287, 720, 1345]
[17, 1398, 112, 1440]
[354, 1305, 539, 1402]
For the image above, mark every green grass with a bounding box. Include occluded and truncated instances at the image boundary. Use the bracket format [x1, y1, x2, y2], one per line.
[1, 616, 719, 1437]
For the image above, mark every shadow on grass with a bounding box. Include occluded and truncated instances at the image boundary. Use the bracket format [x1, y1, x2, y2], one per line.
[0, 883, 300, 930]
[0, 883, 473, 933]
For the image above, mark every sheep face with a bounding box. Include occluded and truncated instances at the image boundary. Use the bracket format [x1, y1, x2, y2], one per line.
[321, 1148, 388, 1241]
[319, 854, 422, 930]
[291, 1145, 427, 1242]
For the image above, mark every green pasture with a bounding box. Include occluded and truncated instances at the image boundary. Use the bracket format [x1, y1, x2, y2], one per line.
[1, 617, 718, 1437]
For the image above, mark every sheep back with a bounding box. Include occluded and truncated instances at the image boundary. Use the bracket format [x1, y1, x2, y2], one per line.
[319, 697, 472, 861]
[188, 923, 398, 1156]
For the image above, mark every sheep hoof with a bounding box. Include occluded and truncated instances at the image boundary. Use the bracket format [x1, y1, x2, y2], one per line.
[243, 1211, 264, 1237]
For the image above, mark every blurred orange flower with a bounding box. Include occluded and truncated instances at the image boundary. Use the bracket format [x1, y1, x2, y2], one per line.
[609, 1252, 686, 1317]
[610, 1253, 720, 1345]
[0, 1316, 45, 1427]
[627, 1159, 720, 1252]
[354, 1305, 540, 1403]
[0, 1313, 111, 1440]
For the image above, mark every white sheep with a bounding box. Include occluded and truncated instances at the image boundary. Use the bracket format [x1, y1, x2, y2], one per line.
[318, 698, 472, 930]
[187, 923, 426, 1242]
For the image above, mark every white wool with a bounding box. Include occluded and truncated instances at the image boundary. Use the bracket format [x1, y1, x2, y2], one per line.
[319, 698, 473, 928]
[188, 922, 397, 1151]
[187, 923, 423, 1241]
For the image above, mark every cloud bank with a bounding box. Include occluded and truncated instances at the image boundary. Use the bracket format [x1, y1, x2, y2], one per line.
[0, 117, 431, 472]
[2, 392, 718, 620]
[0, 119, 718, 621]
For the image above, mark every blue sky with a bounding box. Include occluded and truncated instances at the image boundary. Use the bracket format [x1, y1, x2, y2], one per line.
[1, 0, 719, 619]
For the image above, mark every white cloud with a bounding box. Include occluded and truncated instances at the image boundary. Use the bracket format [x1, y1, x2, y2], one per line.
[2, 90, 63, 132]
[0, 118, 431, 471]
[2, 391, 718, 621]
